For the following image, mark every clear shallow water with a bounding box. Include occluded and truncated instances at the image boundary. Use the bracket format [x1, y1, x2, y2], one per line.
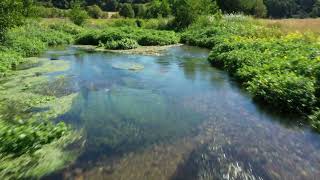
[43, 46, 320, 180]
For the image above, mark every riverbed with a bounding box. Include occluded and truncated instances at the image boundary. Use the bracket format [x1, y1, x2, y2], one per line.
[41, 45, 320, 180]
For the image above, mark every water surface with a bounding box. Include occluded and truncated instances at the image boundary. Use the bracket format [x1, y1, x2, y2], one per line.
[43, 45, 320, 180]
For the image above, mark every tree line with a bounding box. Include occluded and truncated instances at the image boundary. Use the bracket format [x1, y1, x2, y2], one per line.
[36, 0, 320, 18]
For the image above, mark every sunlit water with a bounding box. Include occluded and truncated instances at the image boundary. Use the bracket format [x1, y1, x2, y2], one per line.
[42, 46, 320, 180]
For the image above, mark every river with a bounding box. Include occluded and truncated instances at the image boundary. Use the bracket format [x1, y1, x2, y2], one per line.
[43, 45, 320, 180]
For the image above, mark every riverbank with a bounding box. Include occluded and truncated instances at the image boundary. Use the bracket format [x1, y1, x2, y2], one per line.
[181, 15, 320, 131]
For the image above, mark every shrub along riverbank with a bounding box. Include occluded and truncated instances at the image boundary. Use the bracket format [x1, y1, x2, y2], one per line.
[182, 15, 320, 131]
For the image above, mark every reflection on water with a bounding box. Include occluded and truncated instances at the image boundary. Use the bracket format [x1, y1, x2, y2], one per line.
[43, 46, 320, 180]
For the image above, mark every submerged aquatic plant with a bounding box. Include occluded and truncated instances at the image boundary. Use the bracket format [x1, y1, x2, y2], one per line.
[0, 56, 82, 179]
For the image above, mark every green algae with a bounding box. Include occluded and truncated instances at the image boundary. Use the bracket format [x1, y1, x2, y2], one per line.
[112, 62, 144, 72]
[31, 75, 76, 97]
[0, 130, 82, 180]
[0, 57, 83, 179]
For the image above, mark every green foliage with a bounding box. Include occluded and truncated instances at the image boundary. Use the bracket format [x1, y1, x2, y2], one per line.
[34, 6, 70, 18]
[142, 18, 172, 30]
[119, 3, 135, 18]
[133, 4, 147, 18]
[48, 22, 84, 35]
[248, 73, 316, 113]
[310, 110, 320, 131]
[35, 0, 320, 18]
[4, 21, 74, 57]
[0, 50, 24, 77]
[311, 0, 320, 17]
[0, 120, 68, 155]
[76, 27, 179, 46]
[86, 5, 103, 18]
[137, 31, 179, 45]
[217, 0, 267, 17]
[189, 15, 320, 116]
[4, 33, 46, 57]
[0, 0, 24, 40]
[145, 0, 171, 18]
[172, 0, 219, 29]
[69, 3, 88, 26]
[102, 38, 139, 50]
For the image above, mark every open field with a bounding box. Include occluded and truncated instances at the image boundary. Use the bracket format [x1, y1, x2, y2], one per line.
[264, 18, 320, 34]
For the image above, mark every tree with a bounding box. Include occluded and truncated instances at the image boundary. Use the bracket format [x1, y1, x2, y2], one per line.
[69, 1, 88, 25]
[0, 0, 25, 41]
[159, 0, 171, 17]
[145, 0, 171, 18]
[87, 4, 103, 18]
[103, 0, 119, 11]
[264, 0, 298, 18]
[172, 0, 218, 29]
[133, 4, 147, 18]
[119, 3, 135, 18]
[311, 0, 320, 17]
[253, 0, 267, 17]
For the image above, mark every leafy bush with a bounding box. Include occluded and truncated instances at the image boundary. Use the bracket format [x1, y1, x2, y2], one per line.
[86, 5, 103, 19]
[0, 50, 24, 77]
[4, 22, 74, 57]
[75, 30, 101, 45]
[119, 3, 135, 18]
[138, 31, 179, 46]
[0, 0, 24, 40]
[247, 73, 316, 113]
[34, 6, 70, 18]
[4, 35, 46, 57]
[309, 110, 320, 131]
[48, 22, 84, 35]
[103, 38, 138, 50]
[69, 4, 88, 26]
[75, 27, 179, 46]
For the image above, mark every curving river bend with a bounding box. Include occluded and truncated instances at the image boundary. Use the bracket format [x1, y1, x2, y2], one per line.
[43, 45, 320, 180]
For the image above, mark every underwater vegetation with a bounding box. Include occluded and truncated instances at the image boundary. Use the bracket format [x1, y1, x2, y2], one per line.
[0, 58, 83, 179]
[63, 87, 203, 154]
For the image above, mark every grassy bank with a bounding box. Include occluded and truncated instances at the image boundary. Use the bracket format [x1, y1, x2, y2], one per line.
[182, 15, 320, 131]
